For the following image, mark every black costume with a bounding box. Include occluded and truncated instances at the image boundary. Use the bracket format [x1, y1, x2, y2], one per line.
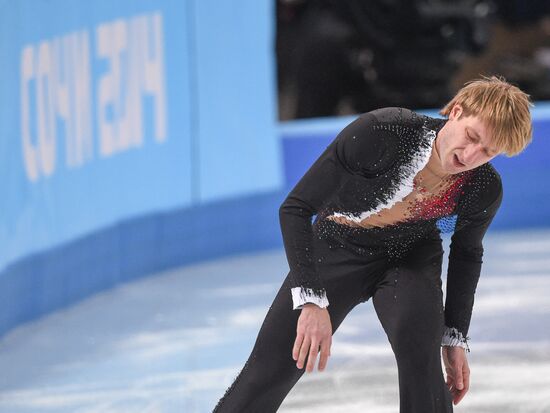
[214, 107, 502, 412]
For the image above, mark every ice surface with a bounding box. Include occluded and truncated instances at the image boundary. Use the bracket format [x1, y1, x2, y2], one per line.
[0, 229, 549, 412]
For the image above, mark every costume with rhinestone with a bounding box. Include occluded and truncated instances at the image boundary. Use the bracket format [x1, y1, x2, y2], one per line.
[279, 107, 503, 352]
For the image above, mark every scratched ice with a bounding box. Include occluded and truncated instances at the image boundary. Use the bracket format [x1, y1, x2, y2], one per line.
[0, 228, 549, 413]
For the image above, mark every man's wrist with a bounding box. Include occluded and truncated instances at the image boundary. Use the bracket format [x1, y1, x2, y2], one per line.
[302, 302, 326, 310]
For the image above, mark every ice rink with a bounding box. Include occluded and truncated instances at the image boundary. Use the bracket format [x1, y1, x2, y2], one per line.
[1, 228, 549, 413]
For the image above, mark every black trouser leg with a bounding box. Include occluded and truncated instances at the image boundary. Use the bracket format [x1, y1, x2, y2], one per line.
[212, 272, 304, 413]
[213, 237, 453, 412]
[212, 252, 385, 413]
[372, 243, 454, 413]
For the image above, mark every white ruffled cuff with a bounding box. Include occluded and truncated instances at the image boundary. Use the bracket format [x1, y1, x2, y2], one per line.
[291, 287, 329, 310]
[441, 326, 471, 353]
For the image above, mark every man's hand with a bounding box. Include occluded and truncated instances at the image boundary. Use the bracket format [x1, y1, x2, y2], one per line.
[293, 303, 332, 373]
[442, 345, 470, 405]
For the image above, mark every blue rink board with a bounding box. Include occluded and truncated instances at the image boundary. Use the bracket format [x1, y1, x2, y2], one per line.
[1, 102, 549, 337]
[0, 0, 280, 273]
[0, 0, 280, 337]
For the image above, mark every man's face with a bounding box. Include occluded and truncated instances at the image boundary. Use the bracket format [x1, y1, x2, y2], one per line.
[435, 104, 500, 174]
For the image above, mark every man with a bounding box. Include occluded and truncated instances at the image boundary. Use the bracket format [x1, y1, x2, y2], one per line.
[213, 76, 533, 412]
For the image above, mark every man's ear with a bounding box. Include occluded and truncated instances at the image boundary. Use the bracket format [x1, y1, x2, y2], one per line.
[450, 104, 463, 120]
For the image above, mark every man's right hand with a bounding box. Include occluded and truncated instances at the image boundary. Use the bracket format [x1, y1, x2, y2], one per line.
[292, 303, 332, 373]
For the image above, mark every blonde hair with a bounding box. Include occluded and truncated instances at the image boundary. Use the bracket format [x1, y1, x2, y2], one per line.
[440, 76, 533, 157]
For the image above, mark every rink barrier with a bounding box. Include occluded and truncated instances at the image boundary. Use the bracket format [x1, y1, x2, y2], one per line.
[0, 190, 285, 337]
[1, 104, 549, 338]
[0, 0, 280, 337]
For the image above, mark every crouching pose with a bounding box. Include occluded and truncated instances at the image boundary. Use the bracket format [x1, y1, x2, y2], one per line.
[213, 76, 533, 412]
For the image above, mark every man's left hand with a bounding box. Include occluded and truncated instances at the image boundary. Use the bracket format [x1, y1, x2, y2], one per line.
[442, 345, 470, 405]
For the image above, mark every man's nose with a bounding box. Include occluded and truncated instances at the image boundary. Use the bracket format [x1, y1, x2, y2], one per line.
[463, 144, 482, 164]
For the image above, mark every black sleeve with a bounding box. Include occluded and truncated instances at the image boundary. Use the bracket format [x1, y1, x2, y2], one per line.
[442, 171, 503, 351]
[279, 111, 398, 310]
